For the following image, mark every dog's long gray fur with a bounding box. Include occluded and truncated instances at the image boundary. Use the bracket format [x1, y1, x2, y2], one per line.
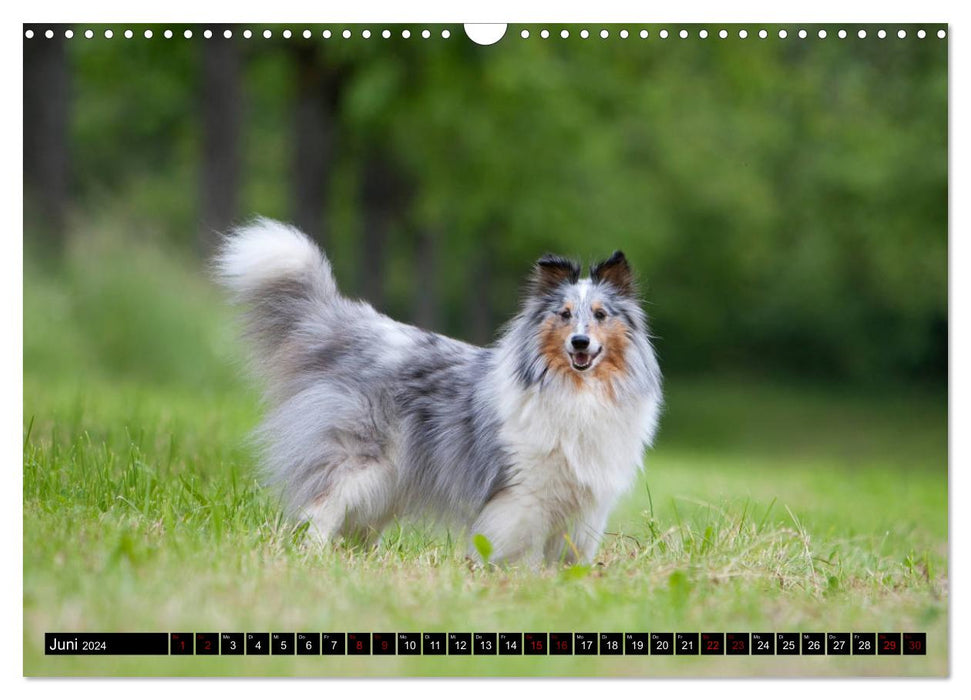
[216, 218, 662, 563]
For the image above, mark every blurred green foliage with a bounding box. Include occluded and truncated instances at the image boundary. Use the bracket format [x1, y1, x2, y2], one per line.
[24, 231, 241, 392]
[46, 23, 946, 383]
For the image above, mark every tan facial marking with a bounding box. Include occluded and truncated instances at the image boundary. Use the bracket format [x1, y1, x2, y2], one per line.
[590, 317, 630, 384]
[539, 317, 582, 387]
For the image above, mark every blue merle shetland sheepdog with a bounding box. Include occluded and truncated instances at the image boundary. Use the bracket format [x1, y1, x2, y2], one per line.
[216, 218, 662, 565]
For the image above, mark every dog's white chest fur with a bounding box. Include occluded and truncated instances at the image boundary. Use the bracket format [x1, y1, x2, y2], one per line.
[471, 371, 658, 563]
[502, 383, 649, 498]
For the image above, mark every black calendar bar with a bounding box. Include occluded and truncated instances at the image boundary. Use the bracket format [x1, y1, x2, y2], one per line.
[45, 633, 169, 655]
[43, 632, 927, 656]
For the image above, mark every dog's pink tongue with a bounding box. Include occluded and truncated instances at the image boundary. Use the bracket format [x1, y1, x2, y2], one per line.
[575, 353, 589, 365]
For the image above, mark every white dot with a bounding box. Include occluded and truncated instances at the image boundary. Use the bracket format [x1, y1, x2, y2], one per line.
[441, 29, 450, 39]
[164, 29, 173, 39]
[838, 29, 847, 39]
[818, 29, 827, 39]
[184, 29, 192, 39]
[521, 29, 529, 39]
[342, 29, 351, 39]
[679, 29, 688, 39]
[799, 29, 807, 39]
[104, 29, 113, 39]
[699, 29, 708, 39]
[84, 29, 93, 39]
[659, 29, 668, 39]
[365, 29, 373, 39]
[639, 30, 648, 39]
[580, 29, 589, 39]
[560, 29, 569, 38]
[241, 29, 250, 38]
[759, 29, 767, 39]
[879, 29, 887, 39]
[421, 29, 430, 39]
[858, 29, 867, 38]
[45, 29, 54, 39]
[938, 29, 946, 39]
[204, 29, 212, 39]
[25, 29, 33, 39]
[283, 29, 291, 39]
[779, 29, 788, 38]
[897, 29, 906, 39]
[718, 29, 727, 39]
[541, 29, 549, 39]
[381, 29, 389, 39]
[323, 30, 332, 39]
[620, 29, 628, 38]
[601, 29, 609, 39]
[302, 29, 311, 38]
[223, 30, 232, 39]
[402, 29, 411, 38]
[65, 29, 73, 38]
[739, 29, 748, 39]
[918, 29, 926, 39]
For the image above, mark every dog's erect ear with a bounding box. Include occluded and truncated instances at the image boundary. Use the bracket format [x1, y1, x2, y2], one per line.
[531, 254, 581, 295]
[590, 251, 634, 296]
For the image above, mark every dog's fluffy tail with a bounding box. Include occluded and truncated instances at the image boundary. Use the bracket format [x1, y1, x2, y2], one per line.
[215, 217, 335, 299]
[214, 217, 338, 375]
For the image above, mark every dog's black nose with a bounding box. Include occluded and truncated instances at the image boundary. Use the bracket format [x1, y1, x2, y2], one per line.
[571, 334, 590, 350]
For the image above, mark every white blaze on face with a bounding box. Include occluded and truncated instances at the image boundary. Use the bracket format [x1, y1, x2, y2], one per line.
[565, 278, 604, 372]
[574, 279, 592, 336]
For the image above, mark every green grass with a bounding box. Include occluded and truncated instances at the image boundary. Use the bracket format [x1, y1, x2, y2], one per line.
[23, 233, 948, 676]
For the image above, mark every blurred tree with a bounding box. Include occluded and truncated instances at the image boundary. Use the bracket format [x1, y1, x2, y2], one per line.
[200, 28, 241, 252]
[413, 226, 441, 330]
[466, 226, 496, 345]
[291, 44, 343, 244]
[359, 148, 409, 311]
[24, 27, 70, 250]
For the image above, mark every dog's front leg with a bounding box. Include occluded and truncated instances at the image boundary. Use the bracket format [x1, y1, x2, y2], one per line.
[548, 504, 610, 565]
[469, 490, 546, 566]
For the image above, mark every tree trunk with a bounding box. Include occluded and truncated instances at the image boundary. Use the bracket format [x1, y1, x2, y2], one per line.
[291, 46, 340, 246]
[200, 29, 241, 254]
[467, 241, 494, 345]
[360, 152, 407, 311]
[413, 227, 440, 330]
[24, 27, 70, 250]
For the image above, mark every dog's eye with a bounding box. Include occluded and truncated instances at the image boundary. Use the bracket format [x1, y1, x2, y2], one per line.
[559, 309, 572, 321]
[594, 309, 607, 321]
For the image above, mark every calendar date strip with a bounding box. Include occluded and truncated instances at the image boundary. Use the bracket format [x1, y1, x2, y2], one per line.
[45, 632, 926, 656]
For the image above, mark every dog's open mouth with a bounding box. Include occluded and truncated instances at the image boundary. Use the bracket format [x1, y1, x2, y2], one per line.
[569, 349, 601, 372]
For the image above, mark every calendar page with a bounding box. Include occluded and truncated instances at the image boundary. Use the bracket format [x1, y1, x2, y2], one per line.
[23, 18, 948, 678]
